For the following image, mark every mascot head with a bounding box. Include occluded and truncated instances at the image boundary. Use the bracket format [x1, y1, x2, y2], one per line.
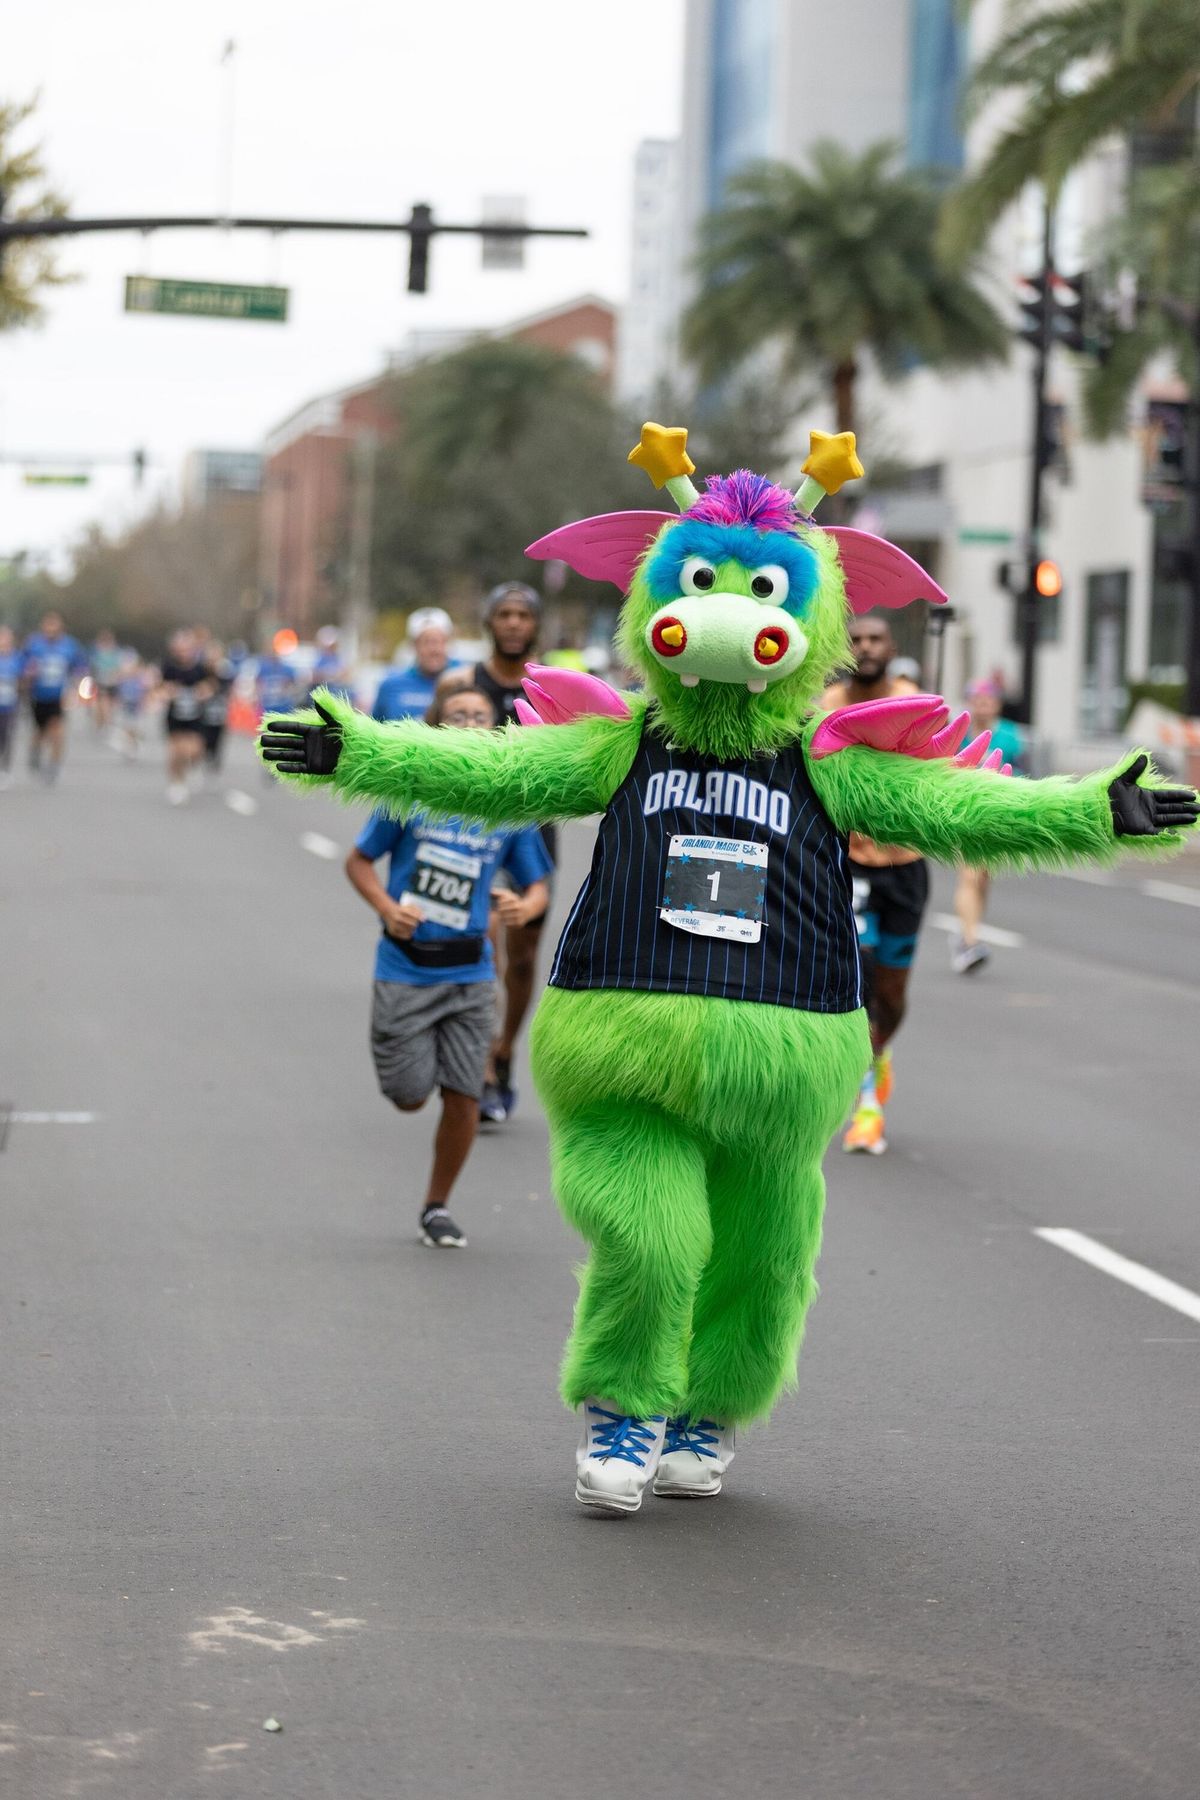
[526, 424, 946, 760]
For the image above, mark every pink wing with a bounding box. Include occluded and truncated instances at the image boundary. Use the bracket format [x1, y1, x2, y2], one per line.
[811, 695, 1011, 776]
[525, 512, 674, 592]
[825, 527, 949, 614]
[516, 662, 632, 729]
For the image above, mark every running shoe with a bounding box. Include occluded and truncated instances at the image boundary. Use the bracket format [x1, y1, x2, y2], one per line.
[842, 1104, 887, 1155]
[952, 938, 990, 975]
[653, 1416, 735, 1498]
[575, 1400, 666, 1514]
[478, 1082, 507, 1125]
[873, 1046, 894, 1107]
[493, 1055, 517, 1119]
[419, 1206, 468, 1248]
[166, 781, 189, 806]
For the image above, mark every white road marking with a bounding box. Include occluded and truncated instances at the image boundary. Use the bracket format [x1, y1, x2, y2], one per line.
[1035, 1228, 1200, 1325]
[1140, 879, 1200, 908]
[224, 788, 258, 816]
[10, 1112, 99, 1124]
[1058, 868, 1113, 887]
[189, 1605, 363, 1655]
[929, 911, 1024, 949]
[300, 831, 339, 860]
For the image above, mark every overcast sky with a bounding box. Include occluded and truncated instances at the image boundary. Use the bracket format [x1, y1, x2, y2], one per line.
[1, 0, 684, 570]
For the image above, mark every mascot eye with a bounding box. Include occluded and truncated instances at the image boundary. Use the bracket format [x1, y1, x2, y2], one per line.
[750, 565, 789, 603]
[680, 557, 717, 595]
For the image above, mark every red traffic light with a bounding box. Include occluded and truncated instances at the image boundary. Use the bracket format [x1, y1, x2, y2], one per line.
[1035, 559, 1062, 598]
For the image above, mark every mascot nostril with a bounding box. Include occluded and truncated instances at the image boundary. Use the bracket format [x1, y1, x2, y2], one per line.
[754, 627, 788, 666]
[651, 617, 687, 657]
[262, 416, 1199, 1518]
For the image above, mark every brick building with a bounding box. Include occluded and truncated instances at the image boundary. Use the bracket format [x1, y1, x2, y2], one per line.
[259, 294, 616, 639]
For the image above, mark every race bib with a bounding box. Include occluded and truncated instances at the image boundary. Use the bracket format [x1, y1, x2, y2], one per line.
[173, 689, 201, 720]
[660, 835, 768, 943]
[402, 841, 481, 932]
[0, 678, 15, 706]
[38, 654, 67, 687]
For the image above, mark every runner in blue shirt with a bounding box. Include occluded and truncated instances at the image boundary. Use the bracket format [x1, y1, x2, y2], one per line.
[21, 611, 86, 782]
[0, 624, 20, 784]
[372, 607, 457, 721]
[344, 681, 551, 1248]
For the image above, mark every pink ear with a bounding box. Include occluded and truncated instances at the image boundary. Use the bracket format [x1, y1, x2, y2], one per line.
[825, 527, 948, 614]
[525, 511, 675, 593]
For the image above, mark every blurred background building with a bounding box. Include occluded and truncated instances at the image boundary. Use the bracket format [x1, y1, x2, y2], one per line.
[615, 0, 1190, 752]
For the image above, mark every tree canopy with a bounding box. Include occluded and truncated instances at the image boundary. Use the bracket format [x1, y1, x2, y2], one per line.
[0, 95, 73, 331]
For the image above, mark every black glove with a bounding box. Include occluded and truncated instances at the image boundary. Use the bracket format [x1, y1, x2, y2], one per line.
[260, 700, 343, 776]
[1108, 754, 1199, 837]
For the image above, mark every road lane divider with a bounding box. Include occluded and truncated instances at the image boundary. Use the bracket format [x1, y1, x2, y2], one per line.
[300, 832, 340, 860]
[1034, 1227, 1200, 1325]
[224, 790, 259, 816]
[1139, 880, 1200, 909]
[929, 911, 1024, 949]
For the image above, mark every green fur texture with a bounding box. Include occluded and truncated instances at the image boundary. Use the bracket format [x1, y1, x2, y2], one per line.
[616, 522, 851, 762]
[262, 689, 646, 824]
[532, 987, 870, 1422]
[804, 726, 1198, 868]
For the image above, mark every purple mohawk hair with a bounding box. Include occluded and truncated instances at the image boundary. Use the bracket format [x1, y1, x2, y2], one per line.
[685, 470, 798, 533]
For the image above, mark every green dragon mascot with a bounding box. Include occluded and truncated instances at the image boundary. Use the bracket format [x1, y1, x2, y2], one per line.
[261, 423, 1198, 1515]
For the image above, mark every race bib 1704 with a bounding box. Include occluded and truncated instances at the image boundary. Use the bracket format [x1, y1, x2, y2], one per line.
[660, 835, 768, 943]
[402, 841, 482, 932]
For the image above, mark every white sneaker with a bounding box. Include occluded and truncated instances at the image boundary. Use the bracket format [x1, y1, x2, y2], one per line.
[653, 1417, 735, 1499]
[951, 938, 990, 975]
[575, 1400, 666, 1515]
[166, 782, 189, 806]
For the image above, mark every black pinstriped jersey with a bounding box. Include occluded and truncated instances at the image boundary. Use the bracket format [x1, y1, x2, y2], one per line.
[549, 721, 863, 1012]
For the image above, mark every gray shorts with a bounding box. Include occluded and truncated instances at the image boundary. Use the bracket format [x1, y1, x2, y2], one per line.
[370, 979, 496, 1107]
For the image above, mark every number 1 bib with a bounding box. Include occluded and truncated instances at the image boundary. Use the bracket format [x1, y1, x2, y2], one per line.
[660, 835, 768, 943]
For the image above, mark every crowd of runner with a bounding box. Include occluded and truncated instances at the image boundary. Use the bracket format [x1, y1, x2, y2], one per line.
[3, 591, 1031, 1240]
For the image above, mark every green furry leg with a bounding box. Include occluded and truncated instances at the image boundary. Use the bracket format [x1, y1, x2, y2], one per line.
[551, 1102, 712, 1418]
[532, 988, 870, 1426]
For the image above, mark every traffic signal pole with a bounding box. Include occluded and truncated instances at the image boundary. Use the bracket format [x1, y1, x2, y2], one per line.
[1017, 200, 1056, 729]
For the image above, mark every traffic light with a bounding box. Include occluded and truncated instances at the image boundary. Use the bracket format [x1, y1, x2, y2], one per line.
[1054, 272, 1088, 353]
[407, 202, 433, 293]
[1034, 559, 1062, 598]
[1015, 270, 1091, 354]
[1016, 272, 1051, 349]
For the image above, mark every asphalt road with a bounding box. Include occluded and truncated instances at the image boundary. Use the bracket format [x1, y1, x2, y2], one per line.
[2, 721, 1198, 1800]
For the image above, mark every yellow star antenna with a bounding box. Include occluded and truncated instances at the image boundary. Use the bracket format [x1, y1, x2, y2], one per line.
[628, 422, 699, 513]
[796, 430, 866, 515]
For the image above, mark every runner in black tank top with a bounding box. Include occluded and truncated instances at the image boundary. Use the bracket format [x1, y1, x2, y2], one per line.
[475, 583, 555, 1119]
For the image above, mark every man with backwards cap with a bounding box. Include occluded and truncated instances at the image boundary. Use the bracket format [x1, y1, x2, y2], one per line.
[471, 582, 555, 1122]
[373, 607, 457, 723]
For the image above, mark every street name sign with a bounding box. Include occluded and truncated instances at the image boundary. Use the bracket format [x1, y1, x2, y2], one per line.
[124, 276, 289, 323]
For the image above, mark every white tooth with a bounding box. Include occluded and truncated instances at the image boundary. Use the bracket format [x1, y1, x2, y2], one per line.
[746, 678, 767, 693]
[679, 673, 700, 688]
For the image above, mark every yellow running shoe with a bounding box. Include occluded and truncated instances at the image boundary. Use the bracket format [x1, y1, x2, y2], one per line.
[873, 1048, 894, 1108]
[842, 1104, 887, 1155]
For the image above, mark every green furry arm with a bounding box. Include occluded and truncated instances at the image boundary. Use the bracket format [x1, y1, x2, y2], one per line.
[263, 688, 646, 827]
[805, 731, 1196, 871]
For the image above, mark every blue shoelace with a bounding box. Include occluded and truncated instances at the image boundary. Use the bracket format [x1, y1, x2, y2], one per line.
[586, 1405, 664, 1467]
[664, 1417, 721, 1459]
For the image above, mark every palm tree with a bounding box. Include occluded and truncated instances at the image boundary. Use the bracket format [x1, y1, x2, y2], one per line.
[940, 0, 1200, 262]
[1081, 157, 1200, 436]
[682, 142, 1010, 443]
